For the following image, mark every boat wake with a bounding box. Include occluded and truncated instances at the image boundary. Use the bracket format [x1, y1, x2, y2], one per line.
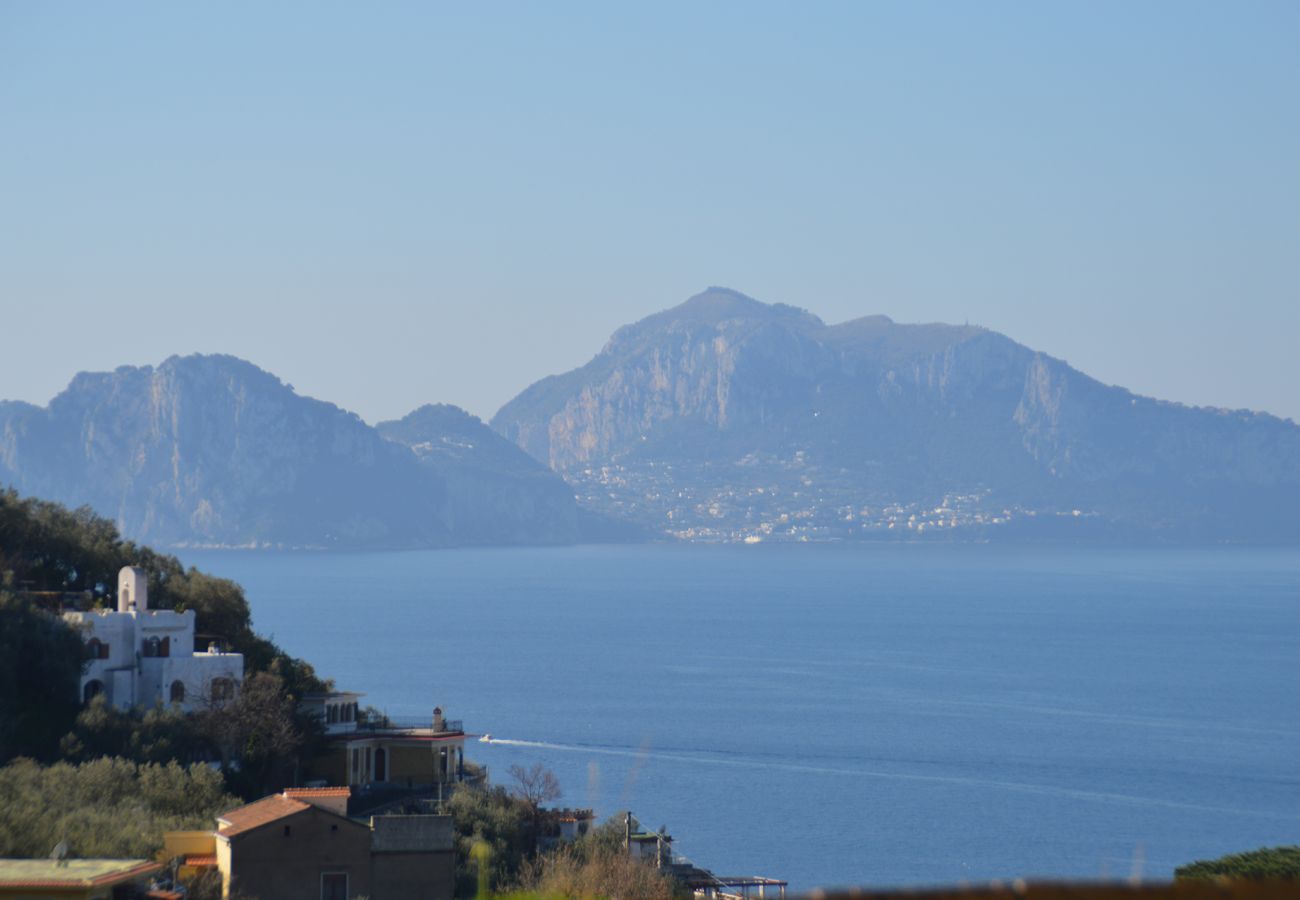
[476, 736, 1300, 822]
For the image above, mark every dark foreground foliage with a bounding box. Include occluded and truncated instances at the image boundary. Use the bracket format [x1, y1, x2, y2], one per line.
[0, 591, 84, 761]
[0, 756, 237, 859]
[1176, 846, 1300, 881]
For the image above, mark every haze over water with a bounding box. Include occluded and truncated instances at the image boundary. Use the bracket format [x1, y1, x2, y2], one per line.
[183, 544, 1300, 891]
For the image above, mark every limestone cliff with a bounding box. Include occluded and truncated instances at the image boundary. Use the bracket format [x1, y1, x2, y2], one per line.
[0, 356, 590, 548]
[492, 288, 1300, 541]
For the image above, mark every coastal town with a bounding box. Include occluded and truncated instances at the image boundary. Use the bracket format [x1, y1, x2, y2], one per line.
[568, 460, 1091, 543]
[0, 563, 785, 900]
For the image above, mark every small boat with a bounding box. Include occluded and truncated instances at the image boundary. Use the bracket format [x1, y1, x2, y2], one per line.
[479, 734, 492, 743]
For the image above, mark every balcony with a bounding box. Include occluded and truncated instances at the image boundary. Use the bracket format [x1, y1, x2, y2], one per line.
[351, 716, 464, 735]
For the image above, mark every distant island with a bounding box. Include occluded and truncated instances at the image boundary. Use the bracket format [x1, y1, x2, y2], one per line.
[494, 287, 1300, 544]
[2, 288, 1298, 548]
[0, 356, 632, 550]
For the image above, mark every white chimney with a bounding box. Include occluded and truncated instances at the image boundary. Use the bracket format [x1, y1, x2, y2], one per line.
[117, 567, 149, 612]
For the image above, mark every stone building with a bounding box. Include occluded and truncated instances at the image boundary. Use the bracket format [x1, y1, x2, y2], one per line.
[62, 566, 243, 712]
[168, 788, 453, 900]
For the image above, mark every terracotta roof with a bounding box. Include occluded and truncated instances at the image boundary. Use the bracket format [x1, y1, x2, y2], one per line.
[284, 787, 351, 798]
[217, 794, 310, 838]
[184, 855, 218, 867]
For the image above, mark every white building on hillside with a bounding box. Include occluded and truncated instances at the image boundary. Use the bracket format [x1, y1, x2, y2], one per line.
[63, 566, 244, 713]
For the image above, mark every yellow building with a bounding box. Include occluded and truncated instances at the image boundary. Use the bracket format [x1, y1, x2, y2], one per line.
[0, 859, 161, 899]
[299, 696, 469, 791]
[159, 831, 219, 881]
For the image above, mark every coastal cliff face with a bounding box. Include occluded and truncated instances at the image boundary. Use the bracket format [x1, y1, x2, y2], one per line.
[492, 288, 1300, 541]
[0, 356, 586, 548]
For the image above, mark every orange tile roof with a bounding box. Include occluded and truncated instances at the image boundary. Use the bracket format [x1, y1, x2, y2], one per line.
[283, 787, 351, 798]
[184, 855, 218, 867]
[217, 794, 310, 838]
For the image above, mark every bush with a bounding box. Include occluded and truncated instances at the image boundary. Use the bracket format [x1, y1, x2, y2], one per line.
[514, 841, 677, 900]
[0, 757, 237, 858]
[1176, 846, 1300, 881]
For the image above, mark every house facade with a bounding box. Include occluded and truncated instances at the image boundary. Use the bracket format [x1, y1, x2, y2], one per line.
[300, 696, 468, 791]
[63, 567, 243, 712]
[172, 788, 453, 900]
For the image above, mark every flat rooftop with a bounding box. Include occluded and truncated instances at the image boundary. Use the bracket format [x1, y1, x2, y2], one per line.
[0, 858, 161, 888]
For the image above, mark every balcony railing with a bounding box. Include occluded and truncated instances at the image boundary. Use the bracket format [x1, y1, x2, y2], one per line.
[352, 716, 464, 734]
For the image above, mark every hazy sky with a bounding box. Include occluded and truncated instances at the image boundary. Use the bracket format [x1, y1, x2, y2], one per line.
[2, 2, 1297, 424]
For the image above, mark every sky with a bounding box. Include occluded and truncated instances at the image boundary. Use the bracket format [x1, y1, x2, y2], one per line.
[1, 2, 1297, 424]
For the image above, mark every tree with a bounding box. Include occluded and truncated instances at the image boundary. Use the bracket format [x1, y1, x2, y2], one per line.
[507, 762, 562, 812]
[516, 832, 677, 900]
[0, 757, 236, 858]
[445, 784, 531, 897]
[59, 697, 202, 765]
[0, 591, 84, 762]
[1176, 846, 1300, 881]
[0, 488, 331, 704]
[195, 672, 302, 797]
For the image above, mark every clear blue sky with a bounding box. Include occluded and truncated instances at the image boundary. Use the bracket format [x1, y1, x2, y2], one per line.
[2, 2, 1297, 423]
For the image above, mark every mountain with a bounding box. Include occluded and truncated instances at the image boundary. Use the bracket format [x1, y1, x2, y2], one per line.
[492, 287, 1300, 542]
[0, 355, 589, 549]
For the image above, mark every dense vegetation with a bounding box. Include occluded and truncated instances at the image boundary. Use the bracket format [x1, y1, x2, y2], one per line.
[0, 488, 330, 801]
[0, 488, 328, 697]
[0, 590, 84, 761]
[1176, 846, 1300, 881]
[444, 768, 678, 900]
[514, 817, 676, 900]
[0, 757, 237, 858]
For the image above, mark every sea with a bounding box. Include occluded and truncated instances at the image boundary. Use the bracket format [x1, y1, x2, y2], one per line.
[179, 543, 1300, 892]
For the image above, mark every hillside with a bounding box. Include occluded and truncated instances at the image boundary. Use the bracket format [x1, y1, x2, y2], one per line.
[492, 288, 1300, 542]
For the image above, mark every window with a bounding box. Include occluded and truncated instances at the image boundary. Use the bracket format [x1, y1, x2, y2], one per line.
[83, 680, 104, 702]
[143, 636, 162, 657]
[169, 680, 185, 704]
[85, 638, 103, 661]
[321, 872, 348, 900]
[210, 677, 235, 702]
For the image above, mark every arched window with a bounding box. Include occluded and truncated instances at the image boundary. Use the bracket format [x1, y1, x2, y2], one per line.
[169, 680, 185, 704]
[327, 705, 338, 724]
[210, 677, 235, 702]
[143, 636, 162, 658]
[83, 680, 104, 702]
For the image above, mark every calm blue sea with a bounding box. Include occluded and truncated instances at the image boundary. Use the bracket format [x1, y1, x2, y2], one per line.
[180, 544, 1300, 892]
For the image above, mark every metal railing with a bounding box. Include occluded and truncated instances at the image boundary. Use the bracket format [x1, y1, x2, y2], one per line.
[352, 716, 464, 734]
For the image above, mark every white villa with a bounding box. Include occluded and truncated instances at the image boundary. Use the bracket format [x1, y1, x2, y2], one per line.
[63, 566, 244, 712]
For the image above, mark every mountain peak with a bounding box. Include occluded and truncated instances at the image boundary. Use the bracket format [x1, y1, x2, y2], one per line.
[603, 287, 823, 356]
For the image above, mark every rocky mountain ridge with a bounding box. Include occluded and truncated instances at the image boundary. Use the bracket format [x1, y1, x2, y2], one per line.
[0, 355, 591, 549]
[492, 288, 1300, 542]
